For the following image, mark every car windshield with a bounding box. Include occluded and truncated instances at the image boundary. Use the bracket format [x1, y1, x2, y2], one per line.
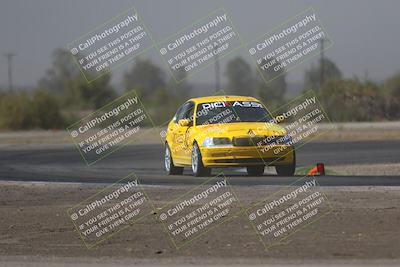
[195, 101, 273, 125]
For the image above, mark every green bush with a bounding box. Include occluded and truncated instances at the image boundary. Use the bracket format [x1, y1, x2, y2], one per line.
[0, 90, 65, 130]
[32, 90, 65, 129]
[383, 73, 400, 119]
[0, 92, 37, 129]
[317, 79, 385, 121]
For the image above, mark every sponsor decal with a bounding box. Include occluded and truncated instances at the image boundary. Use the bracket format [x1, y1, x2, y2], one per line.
[202, 101, 262, 109]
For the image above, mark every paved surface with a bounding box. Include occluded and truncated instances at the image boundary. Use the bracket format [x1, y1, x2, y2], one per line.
[0, 140, 399, 186]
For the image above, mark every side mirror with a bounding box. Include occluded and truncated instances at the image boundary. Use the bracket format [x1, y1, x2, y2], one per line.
[178, 119, 190, 127]
[274, 115, 285, 124]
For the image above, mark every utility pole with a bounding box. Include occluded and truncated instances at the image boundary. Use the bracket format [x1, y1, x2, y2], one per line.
[4, 53, 15, 92]
[319, 38, 324, 87]
[214, 44, 220, 93]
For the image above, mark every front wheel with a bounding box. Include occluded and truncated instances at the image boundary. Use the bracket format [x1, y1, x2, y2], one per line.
[165, 144, 184, 175]
[246, 165, 265, 176]
[191, 143, 211, 177]
[275, 150, 296, 176]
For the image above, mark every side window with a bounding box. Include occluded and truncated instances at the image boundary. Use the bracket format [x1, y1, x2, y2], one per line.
[182, 102, 195, 120]
[175, 102, 191, 122]
[175, 102, 194, 124]
[187, 104, 195, 123]
[173, 105, 184, 123]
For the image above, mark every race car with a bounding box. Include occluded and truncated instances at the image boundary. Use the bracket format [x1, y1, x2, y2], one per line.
[164, 95, 296, 177]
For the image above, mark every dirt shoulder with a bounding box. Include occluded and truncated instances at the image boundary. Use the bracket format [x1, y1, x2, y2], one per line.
[0, 182, 399, 266]
[1, 121, 400, 145]
[329, 163, 400, 176]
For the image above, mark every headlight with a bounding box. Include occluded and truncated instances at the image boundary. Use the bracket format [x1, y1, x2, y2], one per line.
[202, 137, 231, 147]
[202, 137, 214, 147]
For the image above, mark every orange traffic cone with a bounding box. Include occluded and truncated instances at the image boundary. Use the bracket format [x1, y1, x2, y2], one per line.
[307, 163, 325, 176]
[307, 166, 318, 176]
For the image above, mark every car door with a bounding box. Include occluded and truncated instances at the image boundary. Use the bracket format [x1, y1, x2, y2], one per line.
[173, 101, 195, 165]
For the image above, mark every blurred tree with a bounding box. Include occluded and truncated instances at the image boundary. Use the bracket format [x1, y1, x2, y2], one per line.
[318, 78, 384, 121]
[150, 68, 193, 124]
[225, 57, 255, 95]
[32, 89, 65, 129]
[39, 48, 116, 109]
[64, 74, 115, 109]
[304, 58, 342, 90]
[0, 92, 37, 129]
[123, 58, 166, 100]
[382, 72, 400, 119]
[168, 67, 191, 102]
[257, 58, 287, 111]
[0, 91, 67, 130]
[39, 49, 80, 93]
[148, 87, 177, 124]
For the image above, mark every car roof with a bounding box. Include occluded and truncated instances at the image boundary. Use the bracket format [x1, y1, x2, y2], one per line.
[188, 95, 260, 104]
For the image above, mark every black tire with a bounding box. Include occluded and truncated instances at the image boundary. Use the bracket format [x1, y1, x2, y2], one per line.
[246, 165, 265, 176]
[191, 143, 211, 177]
[275, 149, 296, 176]
[164, 144, 184, 175]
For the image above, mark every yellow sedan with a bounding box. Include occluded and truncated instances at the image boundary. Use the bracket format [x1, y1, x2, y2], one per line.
[164, 96, 295, 176]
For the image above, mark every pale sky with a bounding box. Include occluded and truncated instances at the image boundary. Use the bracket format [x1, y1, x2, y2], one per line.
[0, 0, 399, 89]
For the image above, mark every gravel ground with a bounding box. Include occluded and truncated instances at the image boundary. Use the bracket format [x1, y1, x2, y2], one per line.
[0, 181, 399, 266]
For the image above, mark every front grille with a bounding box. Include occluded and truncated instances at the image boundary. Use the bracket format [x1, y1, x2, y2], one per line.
[232, 136, 282, 147]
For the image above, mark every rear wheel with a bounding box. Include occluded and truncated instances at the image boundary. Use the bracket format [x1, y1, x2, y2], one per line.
[191, 143, 211, 177]
[246, 165, 265, 176]
[165, 144, 184, 175]
[275, 150, 296, 176]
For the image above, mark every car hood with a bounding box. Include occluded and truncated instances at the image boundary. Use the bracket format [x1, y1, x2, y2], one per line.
[194, 122, 286, 139]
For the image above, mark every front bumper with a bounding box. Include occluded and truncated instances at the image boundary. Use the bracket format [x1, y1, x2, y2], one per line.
[201, 145, 294, 167]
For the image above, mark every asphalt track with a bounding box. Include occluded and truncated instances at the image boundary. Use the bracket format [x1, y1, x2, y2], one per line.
[0, 140, 399, 186]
